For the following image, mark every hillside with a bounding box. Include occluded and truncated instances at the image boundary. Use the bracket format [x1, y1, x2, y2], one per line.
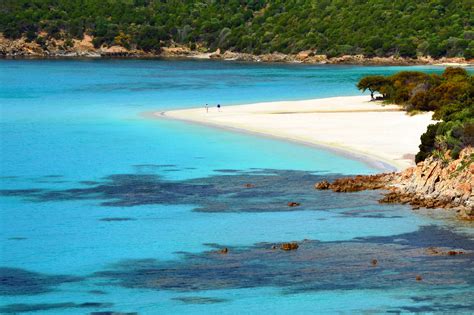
[1, 0, 473, 58]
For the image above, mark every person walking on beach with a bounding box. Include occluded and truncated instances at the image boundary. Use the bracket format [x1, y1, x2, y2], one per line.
[205, 103, 209, 113]
[217, 104, 221, 112]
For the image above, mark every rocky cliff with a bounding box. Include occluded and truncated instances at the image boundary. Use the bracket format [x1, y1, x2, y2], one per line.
[316, 147, 474, 220]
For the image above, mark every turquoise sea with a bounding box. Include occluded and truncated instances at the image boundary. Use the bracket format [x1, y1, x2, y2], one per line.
[0, 59, 473, 314]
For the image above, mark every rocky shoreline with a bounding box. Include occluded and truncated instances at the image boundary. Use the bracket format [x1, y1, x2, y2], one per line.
[1, 35, 472, 66]
[316, 147, 474, 220]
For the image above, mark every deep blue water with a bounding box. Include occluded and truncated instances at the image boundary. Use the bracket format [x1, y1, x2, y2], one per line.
[0, 59, 473, 314]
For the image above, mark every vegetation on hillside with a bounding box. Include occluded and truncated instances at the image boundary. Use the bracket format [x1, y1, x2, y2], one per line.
[357, 68, 474, 162]
[1, 0, 473, 58]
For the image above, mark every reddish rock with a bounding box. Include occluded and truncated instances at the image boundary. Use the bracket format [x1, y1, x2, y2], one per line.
[315, 173, 396, 193]
[314, 147, 473, 221]
[457, 182, 472, 197]
[287, 202, 301, 207]
[315, 180, 330, 190]
[280, 242, 299, 251]
[416, 275, 423, 281]
[218, 248, 229, 254]
[426, 247, 441, 255]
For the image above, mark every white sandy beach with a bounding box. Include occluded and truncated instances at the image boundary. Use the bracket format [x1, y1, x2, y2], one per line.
[158, 96, 434, 170]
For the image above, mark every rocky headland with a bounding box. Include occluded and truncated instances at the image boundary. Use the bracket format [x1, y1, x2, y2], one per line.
[316, 147, 474, 220]
[1, 34, 472, 66]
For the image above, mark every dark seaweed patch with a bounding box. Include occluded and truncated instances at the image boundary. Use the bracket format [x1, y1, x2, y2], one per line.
[0, 268, 83, 296]
[7, 237, 27, 241]
[214, 169, 241, 173]
[357, 225, 474, 250]
[99, 217, 136, 222]
[339, 208, 404, 219]
[133, 164, 176, 168]
[0, 302, 113, 313]
[80, 181, 101, 185]
[0, 189, 43, 197]
[91, 312, 138, 315]
[93, 226, 474, 300]
[172, 296, 229, 304]
[0, 170, 384, 213]
[89, 290, 108, 295]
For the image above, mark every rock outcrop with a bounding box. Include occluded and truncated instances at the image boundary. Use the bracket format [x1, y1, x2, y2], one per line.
[280, 242, 299, 250]
[287, 202, 301, 207]
[0, 33, 148, 57]
[316, 147, 474, 220]
[2, 34, 472, 65]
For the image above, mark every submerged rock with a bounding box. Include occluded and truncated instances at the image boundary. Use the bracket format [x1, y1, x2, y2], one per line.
[287, 202, 301, 207]
[280, 242, 299, 250]
[315, 180, 330, 190]
[425, 247, 466, 256]
[217, 248, 229, 254]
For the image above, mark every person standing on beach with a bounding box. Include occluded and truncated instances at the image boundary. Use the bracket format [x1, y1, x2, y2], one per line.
[217, 104, 221, 112]
[205, 104, 209, 113]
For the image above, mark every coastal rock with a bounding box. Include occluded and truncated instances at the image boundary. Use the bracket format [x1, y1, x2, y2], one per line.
[161, 46, 192, 57]
[295, 50, 315, 61]
[0, 34, 43, 56]
[426, 247, 466, 256]
[0, 33, 147, 57]
[315, 147, 474, 220]
[315, 173, 397, 192]
[287, 202, 301, 207]
[1, 34, 473, 66]
[259, 52, 290, 63]
[315, 180, 330, 190]
[217, 248, 229, 254]
[304, 54, 328, 63]
[209, 48, 221, 59]
[280, 242, 299, 250]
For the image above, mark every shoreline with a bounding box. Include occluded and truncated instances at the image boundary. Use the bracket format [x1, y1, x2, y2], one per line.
[2, 53, 473, 67]
[1, 36, 473, 66]
[153, 110, 397, 173]
[153, 96, 435, 172]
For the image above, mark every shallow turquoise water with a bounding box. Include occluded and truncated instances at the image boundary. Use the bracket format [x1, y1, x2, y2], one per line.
[0, 60, 473, 314]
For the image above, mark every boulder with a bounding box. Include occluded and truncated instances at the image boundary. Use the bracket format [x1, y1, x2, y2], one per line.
[287, 202, 301, 207]
[280, 242, 299, 251]
[315, 180, 330, 190]
[217, 247, 229, 254]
